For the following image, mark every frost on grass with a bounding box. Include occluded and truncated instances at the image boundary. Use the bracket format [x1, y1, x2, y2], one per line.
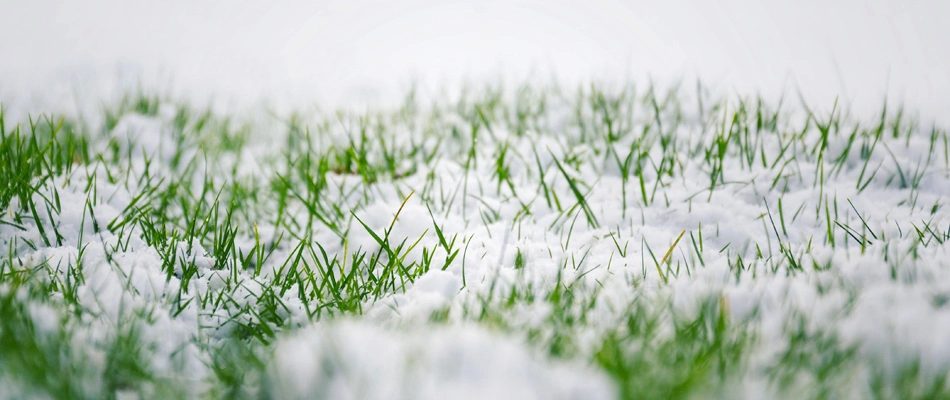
[1, 83, 949, 399]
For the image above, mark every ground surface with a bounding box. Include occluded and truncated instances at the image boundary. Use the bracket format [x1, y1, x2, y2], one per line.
[2, 3, 950, 398]
[2, 82, 949, 399]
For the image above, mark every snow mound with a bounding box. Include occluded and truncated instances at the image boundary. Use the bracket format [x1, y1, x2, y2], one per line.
[267, 321, 615, 400]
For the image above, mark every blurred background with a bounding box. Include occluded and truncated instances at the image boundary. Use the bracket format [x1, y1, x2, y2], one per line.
[1, 0, 947, 124]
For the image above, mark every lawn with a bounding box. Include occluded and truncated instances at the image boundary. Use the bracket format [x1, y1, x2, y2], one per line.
[1, 81, 949, 399]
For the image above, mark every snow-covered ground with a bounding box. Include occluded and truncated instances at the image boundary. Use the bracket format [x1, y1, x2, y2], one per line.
[3, 0, 949, 122]
[1, 1, 949, 399]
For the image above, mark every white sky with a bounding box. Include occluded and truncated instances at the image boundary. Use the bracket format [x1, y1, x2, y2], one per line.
[1, 0, 947, 123]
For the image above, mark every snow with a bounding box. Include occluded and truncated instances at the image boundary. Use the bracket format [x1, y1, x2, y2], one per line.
[2, 1, 949, 124]
[2, 1, 950, 398]
[268, 321, 615, 400]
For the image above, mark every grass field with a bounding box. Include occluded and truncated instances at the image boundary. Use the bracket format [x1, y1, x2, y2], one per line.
[2, 81, 949, 399]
